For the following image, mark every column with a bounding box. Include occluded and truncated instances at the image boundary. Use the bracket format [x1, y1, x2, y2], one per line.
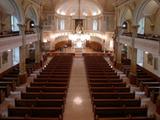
[129, 25, 138, 84]
[150, 24, 155, 35]
[26, 44, 30, 59]
[35, 25, 42, 68]
[127, 46, 131, 59]
[116, 42, 123, 68]
[18, 24, 27, 84]
[115, 26, 123, 69]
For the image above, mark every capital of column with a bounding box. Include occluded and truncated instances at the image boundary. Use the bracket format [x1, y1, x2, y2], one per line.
[116, 26, 123, 34]
[17, 24, 26, 32]
[150, 24, 155, 31]
[34, 25, 43, 33]
[131, 25, 139, 33]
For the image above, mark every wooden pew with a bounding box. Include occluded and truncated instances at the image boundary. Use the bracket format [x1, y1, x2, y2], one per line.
[1, 77, 20, 86]
[144, 86, 160, 97]
[89, 79, 123, 83]
[0, 81, 16, 91]
[93, 99, 141, 107]
[94, 107, 147, 118]
[0, 90, 5, 103]
[88, 75, 119, 79]
[89, 82, 126, 87]
[0, 117, 61, 120]
[90, 87, 130, 93]
[97, 116, 155, 120]
[150, 91, 159, 103]
[21, 92, 66, 99]
[0, 85, 11, 97]
[91, 92, 135, 99]
[26, 87, 67, 93]
[30, 82, 68, 87]
[34, 78, 68, 83]
[15, 99, 64, 107]
[140, 82, 160, 91]
[8, 107, 63, 118]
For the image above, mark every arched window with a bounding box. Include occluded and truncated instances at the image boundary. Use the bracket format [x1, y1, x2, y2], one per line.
[93, 20, 98, 31]
[137, 17, 145, 34]
[12, 47, 19, 65]
[11, 16, 19, 31]
[60, 19, 65, 30]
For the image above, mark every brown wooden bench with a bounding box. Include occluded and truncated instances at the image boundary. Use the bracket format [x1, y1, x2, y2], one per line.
[91, 92, 135, 99]
[0, 81, 16, 91]
[8, 107, 63, 118]
[0, 85, 11, 97]
[88, 75, 119, 79]
[150, 91, 159, 103]
[34, 78, 68, 83]
[90, 87, 130, 93]
[140, 82, 160, 91]
[21, 92, 66, 99]
[0, 90, 5, 103]
[15, 99, 64, 108]
[26, 87, 67, 93]
[93, 99, 141, 107]
[89, 79, 123, 83]
[0, 117, 61, 120]
[97, 116, 155, 120]
[30, 82, 68, 87]
[89, 82, 126, 87]
[144, 86, 160, 97]
[94, 107, 147, 118]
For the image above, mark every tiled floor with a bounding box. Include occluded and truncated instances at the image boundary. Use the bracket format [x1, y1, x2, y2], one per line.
[63, 57, 94, 120]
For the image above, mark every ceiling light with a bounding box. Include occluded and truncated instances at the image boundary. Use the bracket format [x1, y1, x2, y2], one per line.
[70, 13, 75, 16]
[61, 11, 66, 15]
[83, 12, 87, 16]
[145, 51, 149, 54]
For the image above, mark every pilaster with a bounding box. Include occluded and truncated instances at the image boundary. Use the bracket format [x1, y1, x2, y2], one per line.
[129, 25, 139, 84]
[18, 24, 27, 84]
[34, 25, 43, 68]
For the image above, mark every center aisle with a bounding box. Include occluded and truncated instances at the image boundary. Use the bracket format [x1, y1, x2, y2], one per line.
[64, 57, 94, 120]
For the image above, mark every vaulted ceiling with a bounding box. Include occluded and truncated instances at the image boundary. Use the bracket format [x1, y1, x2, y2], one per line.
[32, 0, 115, 14]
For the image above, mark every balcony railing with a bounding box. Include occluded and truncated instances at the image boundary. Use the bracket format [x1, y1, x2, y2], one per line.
[122, 32, 160, 41]
[119, 33, 160, 55]
[0, 33, 38, 52]
[0, 31, 35, 38]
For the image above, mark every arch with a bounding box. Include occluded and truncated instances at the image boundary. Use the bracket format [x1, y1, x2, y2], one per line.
[55, 41, 71, 50]
[25, 4, 39, 25]
[134, 0, 160, 25]
[0, 0, 24, 24]
[86, 41, 102, 52]
[118, 6, 133, 26]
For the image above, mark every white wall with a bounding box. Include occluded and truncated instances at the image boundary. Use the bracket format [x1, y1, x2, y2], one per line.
[143, 52, 160, 77]
[0, 50, 12, 73]
[137, 49, 144, 66]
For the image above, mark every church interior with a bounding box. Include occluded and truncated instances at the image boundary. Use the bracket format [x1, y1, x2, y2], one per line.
[0, 0, 160, 120]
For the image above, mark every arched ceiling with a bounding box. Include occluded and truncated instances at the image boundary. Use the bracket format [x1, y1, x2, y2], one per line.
[55, 0, 102, 16]
[143, 0, 159, 16]
[33, 0, 115, 14]
[0, 0, 15, 14]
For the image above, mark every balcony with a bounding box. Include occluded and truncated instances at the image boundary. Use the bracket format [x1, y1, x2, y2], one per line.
[0, 33, 38, 52]
[119, 33, 160, 55]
